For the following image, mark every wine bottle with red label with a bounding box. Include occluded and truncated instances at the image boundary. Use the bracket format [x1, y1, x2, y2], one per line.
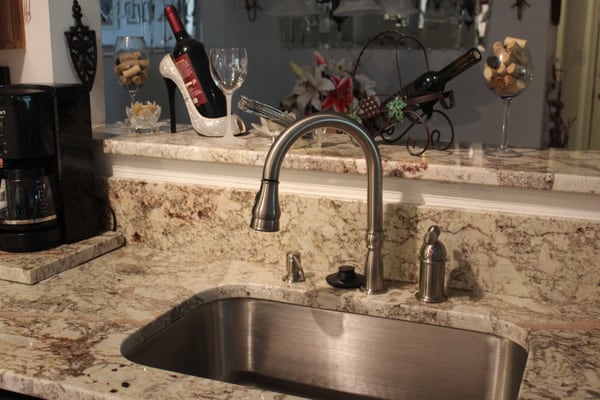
[164, 6, 226, 118]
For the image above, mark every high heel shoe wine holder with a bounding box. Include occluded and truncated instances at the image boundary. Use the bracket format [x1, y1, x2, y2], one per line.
[159, 54, 245, 136]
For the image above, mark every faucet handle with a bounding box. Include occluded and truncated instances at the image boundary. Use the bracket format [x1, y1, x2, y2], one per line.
[420, 225, 446, 262]
[283, 251, 305, 283]
[416, 225, 448, 303]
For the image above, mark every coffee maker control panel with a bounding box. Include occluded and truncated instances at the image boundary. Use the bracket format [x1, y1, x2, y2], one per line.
[0, 88, 55, 160]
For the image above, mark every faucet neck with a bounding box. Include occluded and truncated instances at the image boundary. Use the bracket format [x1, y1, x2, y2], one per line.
[252, 112, 385, 294]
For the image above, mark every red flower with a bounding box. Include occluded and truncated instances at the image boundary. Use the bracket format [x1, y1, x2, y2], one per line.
[314, 51, 327, 66]
[321, 75, 354, 113]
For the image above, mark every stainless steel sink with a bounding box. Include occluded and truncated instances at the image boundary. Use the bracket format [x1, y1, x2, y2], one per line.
[121, 297, 527, 400]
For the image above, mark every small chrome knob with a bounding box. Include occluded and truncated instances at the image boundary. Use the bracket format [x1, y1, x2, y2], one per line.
[416, 225, 448, 303]
[283, 251, 305, 283]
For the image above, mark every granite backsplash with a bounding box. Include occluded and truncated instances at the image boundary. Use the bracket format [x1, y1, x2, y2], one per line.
[102, 177, 599, 306]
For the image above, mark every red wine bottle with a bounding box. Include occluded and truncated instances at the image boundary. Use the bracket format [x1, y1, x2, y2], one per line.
[164, 6, 226, 118]
[402, 48, 482, 102]
[363, 48, 481, 132]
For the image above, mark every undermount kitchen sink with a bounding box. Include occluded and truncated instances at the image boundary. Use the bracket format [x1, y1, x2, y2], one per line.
[121, 297, 528, 400]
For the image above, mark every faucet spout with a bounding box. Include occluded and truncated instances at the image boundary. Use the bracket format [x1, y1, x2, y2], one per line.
[250, 112, 385, 294]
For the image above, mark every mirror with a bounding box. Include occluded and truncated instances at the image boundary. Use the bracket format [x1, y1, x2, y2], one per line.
[267, 0, 492, 51]
[102, 0, 497, 145]
[100, 0, 195, 49]
[102, 1, 600, 150]
[99, 0, 490, 51]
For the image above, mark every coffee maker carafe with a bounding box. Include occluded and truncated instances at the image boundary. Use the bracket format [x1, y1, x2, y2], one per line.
[0, 84, 99, 252]
[0, 166, 60, 246]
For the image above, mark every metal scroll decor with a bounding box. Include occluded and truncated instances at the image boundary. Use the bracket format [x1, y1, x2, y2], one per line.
[65, 0, 97, 91]
[350, 30, 456, 156]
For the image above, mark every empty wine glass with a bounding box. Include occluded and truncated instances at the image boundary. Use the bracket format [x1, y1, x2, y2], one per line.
[114, 36, 150, 115]
[483, 37, 533, 157]
[209, 48, 248, 139]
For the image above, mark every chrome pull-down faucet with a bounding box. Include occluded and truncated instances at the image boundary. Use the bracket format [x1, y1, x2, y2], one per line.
[250, 112, 385, 294]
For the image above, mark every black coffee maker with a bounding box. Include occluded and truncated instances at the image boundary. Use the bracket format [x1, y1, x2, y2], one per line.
[0, 84, 99, 252]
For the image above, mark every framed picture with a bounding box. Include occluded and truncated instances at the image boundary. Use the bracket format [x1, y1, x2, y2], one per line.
[124, 1, 142, 24]
[141, 1, 154, 23]
[100, 0, 119, 29]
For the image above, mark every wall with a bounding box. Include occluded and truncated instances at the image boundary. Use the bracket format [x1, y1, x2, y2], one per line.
[556, 1, 600, 150]
[0, 0, 105, 124]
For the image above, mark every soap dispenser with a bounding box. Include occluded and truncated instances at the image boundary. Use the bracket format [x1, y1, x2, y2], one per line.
[416, 225, 448, 303]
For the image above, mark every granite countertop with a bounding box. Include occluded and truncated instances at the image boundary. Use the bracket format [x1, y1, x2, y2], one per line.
[0, 126, 593, 399]
[0, 245, 598, 400]
[0, 232, 124, 285]
[97, 125, 600, 194]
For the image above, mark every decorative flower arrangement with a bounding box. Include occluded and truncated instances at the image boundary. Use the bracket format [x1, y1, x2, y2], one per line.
[281, 51, 377, 117]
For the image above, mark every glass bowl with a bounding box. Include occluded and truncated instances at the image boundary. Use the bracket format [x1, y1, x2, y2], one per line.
[126, 101, 161, 134]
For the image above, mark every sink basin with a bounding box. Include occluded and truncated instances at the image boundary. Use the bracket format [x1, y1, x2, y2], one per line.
[121, 297, 527, 400]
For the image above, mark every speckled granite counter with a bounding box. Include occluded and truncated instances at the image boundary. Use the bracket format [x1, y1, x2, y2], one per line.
[98, 126, 600, 194]
[0, 245, 598, 400]
[0, 232, 124, 284]
[0, 126, 596, 399]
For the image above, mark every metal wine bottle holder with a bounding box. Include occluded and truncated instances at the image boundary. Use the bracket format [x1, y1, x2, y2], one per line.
[351, 30, 455, 156]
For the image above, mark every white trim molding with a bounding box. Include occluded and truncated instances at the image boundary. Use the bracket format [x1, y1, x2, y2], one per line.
[101, 154, 600, 222]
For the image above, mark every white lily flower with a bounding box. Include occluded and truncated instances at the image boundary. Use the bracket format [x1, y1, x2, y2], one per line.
[292, 64, 334, 112]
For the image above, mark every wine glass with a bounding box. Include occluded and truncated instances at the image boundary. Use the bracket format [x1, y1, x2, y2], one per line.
[114, 36, 150, 114]
[483, 37, 533, 157]
[209, 48, 248, 139]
